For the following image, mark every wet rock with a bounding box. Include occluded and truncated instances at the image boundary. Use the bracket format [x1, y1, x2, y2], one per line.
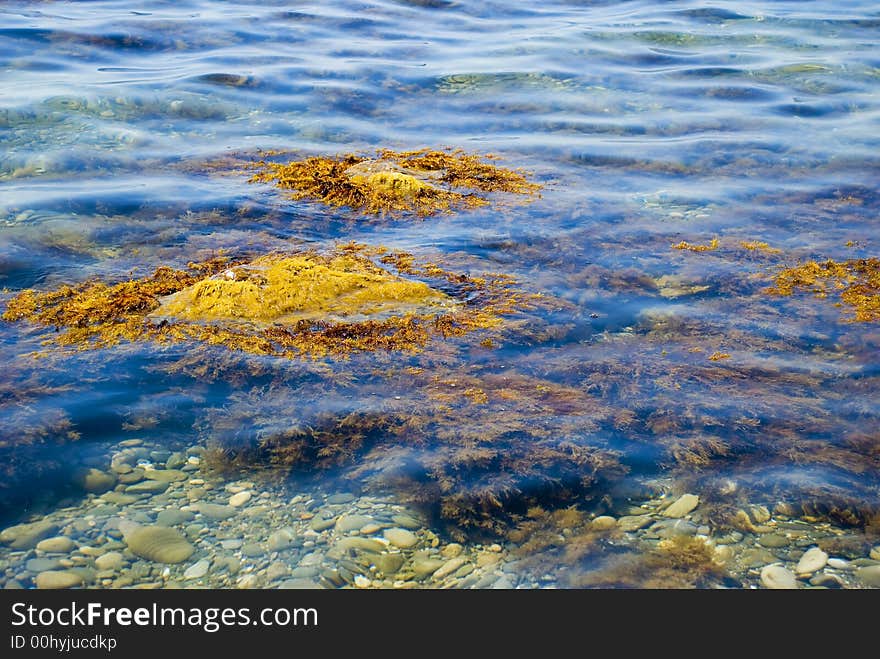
[35, 570, 83, 589]
[266, 561, 290, 581]
[384, 528, 418, 549]
[165, 453, 187, 470]
[94, 552, 124, 571]
[433, 557, 468, 580]
[412, 558, 445, 578]
[441, 543, 463, 559]
[618, 515, 652, 532]
[36, 536, 75, 553]
[26, 558, 61, 572]
[760, 565, 798, 589]
[740, 548, 777, 568]
[278, 578, 320, 589]
[228, 491, 252, 507]
[75, 468, 117, 493]
[184, 560, 211, 579]
[326, 493, 355, 505]
[662, 494, 699, 518]
[856, 565, 880, 588]
[826, 558, 851, 570]
[757, 534, 790, 548]
[125, 526, 195, 564]
[334, 537, 385, 554]
[156, 510, 195, 527]
[309, 516, 336, 532]
[100, 492, 138, 505]
[591, 516, 617, 531]
[1, 521, 58, 549]
[144, 469, 187, 482]
[240, 543, 264, 558]
[796, 547, 828, 575]
[335, 514, 374, 533]
[391, 514, 421, 530]
[870, 547, 880, 561]
[195, 503, 236, 520]
[374, 553, 405, 575]
[267, 529, 295, 552]
[809, 573, 844, 588]
[126, 480, 169, 494]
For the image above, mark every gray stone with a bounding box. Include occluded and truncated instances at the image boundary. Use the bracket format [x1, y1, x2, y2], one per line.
[36, 537, 75, 553]
[266, 561, 290, 581]
[228, 491, 252, 507]
[760, 565, 798, 589]
[591, 516, 617, 531]
[220, 539, 243, 550]
[156, 510, 195, 527]
[374, 553, 405, 575]
[334, 514, 374, 533]
[433, 557, 468, 580]
[26, 558, 61, 572]
[871, 546, 880, 561]
[125, 526, 195, 564]
[75, 468, 117, 493]
[740, 548, 777, 568]
[267, 529, 295, 552]
[144, 469, 187, 483]
[655, 519, 698, 539]
[826, 558, 850, 570]
[809, 573, 844, 588]
[309, 516, 336, 532]
[94, 552, 124, 571]
[35, 570, 83, 589]
[334, 537, 385, 554]
[240, 543, 264, 558]
[662, 494, 699, 518]
[165, 453, 187, 470]
[100, 492, 139, 505]
[796, 547, 828, 575]
[125, 480, 169, 494]
[757, 534, 790, 548]
[391, 514, 421, 530]
[184, 559, 211, 579]
[289, 566, 319, 579]
[412, 558, 445, 578]
[1, 521, 59, 549]
[856, 565, 880, 588]
[384, 528, 418, 549]
[618, 515, 652, 532]
[195, 503, 236, 520]
[326, 493, 355, 505]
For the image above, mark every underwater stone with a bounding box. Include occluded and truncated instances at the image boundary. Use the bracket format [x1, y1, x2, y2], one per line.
[74, 468, 117, 493]
[384, 528, 418, 549]
[335, 514, 374, 534]
[590, 516, 617, 531]
[94, 552, 124, 571]
[143, 468, 187, 482]
[0, 521, 58, 549]
[228, 491, 252, 507]
[35, 536, 75, 553]
[126, 480, 169, 494]
[195, 503, 236, 520]
[856, 565, 880, 588]
[795, 547, 828, 575]
[35, 570, 83, 589]
[125, 526, 194, 564]
[662, 494, 699, 518]
[760, 565, 798, 589]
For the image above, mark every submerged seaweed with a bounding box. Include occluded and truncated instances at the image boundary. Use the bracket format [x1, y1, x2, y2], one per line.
[248, 148, 541, 216]
[1, 244, 530, 359]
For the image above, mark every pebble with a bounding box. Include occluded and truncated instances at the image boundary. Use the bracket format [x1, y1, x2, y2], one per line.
[617, 515, 652, 532]
[871, 547, 880, 561]
[335, 514, 374, 533]
[156, 510, 194, 527]
[795, 547, 828, 575]
[220, 539, 243, 550]
[384, 528, 418, 549]
[26, 558, 61, 572]
[267, 529, 294, 552]
[334, 537, 385, 554]
[662, 494, 699, 518]
[760, 565, 798, 589]
[195, 504, 236, 520]
[391, 514, 421, 530]
[184, 560, 211, 579]
[36, 570, 84, 589]
[855, 565, 880, 588]
[441, 543, 463, 559]
[1, 521, 59, 549]
[433, 557, 468, 580]
[412, 558, 445, 578]
[354, 575, 371, 588]
[228, 491, 252, 507]
[374, 553, 405, 575]
[309, 516, 336, 532]
[591, 516, 617, 531]
[266, 562, 290, 581]
[126, 480, 169, 494]
[326, 493, 355, 505]
[757, 534, 790, 548]
[36, 536, 75, 553]
[144, 469, 187, 483]
[826, 558, 850, 570]
[809, 573, 843, 588]
[94, 552, 124, 571]
[240, 542, 264, 558]
[75, 468, 117, 493]
[101, 492, 138, 505]
[125, 526, 195, 564]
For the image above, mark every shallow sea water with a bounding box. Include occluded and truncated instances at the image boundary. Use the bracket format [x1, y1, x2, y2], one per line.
[1, 1, 879, 589]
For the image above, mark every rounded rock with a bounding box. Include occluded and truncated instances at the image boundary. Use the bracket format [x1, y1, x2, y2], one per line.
[125, 526, 195, 564]
[662, 494, 699, 518]
[35, 570, 84, 589]
[591, 516, 617, 531]
[760, 564, 798, 589]
[36, 537, 76, 553]
[384, 528, 418, 549]
[856, 565, 880, 588]
[228, 491, 252, 508]
[796, 547, 828, 575]
[94, 552, 124, 571]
